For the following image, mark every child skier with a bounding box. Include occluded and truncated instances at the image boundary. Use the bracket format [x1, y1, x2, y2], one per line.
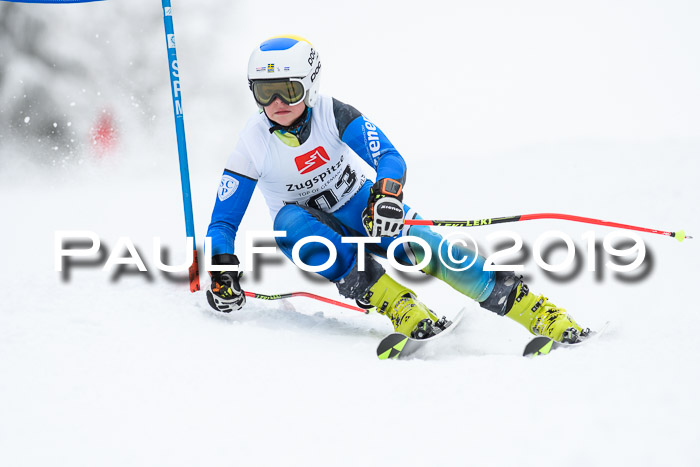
[205, 35, 586, 343]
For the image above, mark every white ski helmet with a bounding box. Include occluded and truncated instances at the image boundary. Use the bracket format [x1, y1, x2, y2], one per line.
[247, 35, 322, 108]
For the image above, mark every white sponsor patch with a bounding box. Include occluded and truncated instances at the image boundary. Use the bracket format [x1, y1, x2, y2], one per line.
[218, 175, 239, 201]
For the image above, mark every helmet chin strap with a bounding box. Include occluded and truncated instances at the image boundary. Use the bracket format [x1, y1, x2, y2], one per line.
[267, 106, 311, 135]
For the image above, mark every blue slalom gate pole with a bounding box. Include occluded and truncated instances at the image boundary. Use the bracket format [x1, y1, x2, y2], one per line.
[161, 0, 200, 292]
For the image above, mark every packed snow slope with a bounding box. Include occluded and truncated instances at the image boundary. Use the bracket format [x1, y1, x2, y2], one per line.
[1, 1, 699, 466]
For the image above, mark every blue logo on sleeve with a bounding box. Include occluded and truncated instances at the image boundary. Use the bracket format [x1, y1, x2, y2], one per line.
[218, 175, 240, 202]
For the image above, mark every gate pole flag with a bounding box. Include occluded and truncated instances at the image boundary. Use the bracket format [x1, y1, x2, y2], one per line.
[161, 0, 200, 292]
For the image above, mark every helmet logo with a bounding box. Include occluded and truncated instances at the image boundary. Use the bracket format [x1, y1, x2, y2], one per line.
[295, 146, 330, 174]
[267, 63, 274, 73]
[308, 49, 316, 66]
[310, 61, 321, 82]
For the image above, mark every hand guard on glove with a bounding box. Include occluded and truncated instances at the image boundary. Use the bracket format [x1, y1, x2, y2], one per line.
[362, 178, 405, 237]
[206, 254, 245, 313]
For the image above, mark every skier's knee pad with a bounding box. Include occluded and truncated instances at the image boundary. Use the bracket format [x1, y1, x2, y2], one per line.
[273, 204, 346, 235]
[273, 204, 354, 282]
[335, 254, 385, 300]
[272, 204, 301, 232]
[273, 204, 384, 300]
[479, 271, 520, 316]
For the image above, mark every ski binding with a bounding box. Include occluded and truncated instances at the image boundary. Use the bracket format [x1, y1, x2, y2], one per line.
[523, 321, 611, 357]
[376, 308, 466, 360]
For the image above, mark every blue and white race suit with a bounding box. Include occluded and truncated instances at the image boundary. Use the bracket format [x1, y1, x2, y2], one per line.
[207, 94, 496, 304]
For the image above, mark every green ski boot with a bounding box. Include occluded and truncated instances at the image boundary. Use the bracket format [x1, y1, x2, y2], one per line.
[366, 274, 439, 338]
[506, 282, 586, 343]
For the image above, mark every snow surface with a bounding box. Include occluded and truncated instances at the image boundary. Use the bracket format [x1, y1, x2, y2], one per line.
[1, 1, 700, 466]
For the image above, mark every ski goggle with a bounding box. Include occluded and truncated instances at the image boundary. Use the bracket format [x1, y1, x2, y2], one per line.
[250, 79, 306, 107]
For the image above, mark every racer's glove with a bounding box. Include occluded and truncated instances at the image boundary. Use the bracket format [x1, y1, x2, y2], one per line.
[362, 178, 405, 237]
[206, 254, 245, 313]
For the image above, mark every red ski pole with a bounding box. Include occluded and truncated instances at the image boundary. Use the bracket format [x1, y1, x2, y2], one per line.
[406, 213, 692, 242]
[244, 291, 369, 314]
